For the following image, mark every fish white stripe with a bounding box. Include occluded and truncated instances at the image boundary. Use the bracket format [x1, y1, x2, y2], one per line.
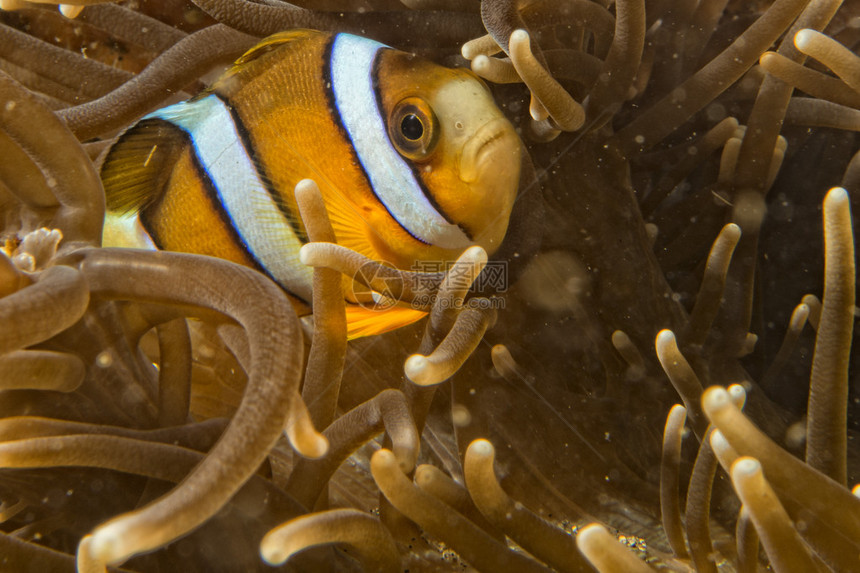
[330, 33, 472, 250]
[145, 94, 314, 301]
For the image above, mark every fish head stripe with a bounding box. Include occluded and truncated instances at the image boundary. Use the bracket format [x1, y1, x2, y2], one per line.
[328, 33, 473, 251]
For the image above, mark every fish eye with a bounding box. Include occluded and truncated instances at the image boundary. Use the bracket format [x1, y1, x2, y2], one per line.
[401, 114, 424, 141]
[389, 97, 438, 161]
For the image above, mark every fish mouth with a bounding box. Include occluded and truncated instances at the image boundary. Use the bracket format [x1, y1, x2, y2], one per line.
[460, 117, 515, 183]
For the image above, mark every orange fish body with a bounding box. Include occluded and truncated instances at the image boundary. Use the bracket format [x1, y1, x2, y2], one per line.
[101, 30, 523, 338]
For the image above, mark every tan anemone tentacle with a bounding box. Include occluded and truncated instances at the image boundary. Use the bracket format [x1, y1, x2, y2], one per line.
[295, 178, 346, 431]
[404, 307, 494, 386]
[461, 33, 502, 60]
[0, 265, 89, 354]
[300, 242, 444, 310]
[702, 386, 860, 570]
[610, 330, 645, 381]
[508, 29, 585, 131]
[614, 0, 812, 154]
[155, 318, 192, 426]
[807, 187, 854, 485]
[802, 293, 823, 329]
[471, 54, 521, 84]
[286, 389, 419, 510]
[76, 248, 323, 566]
[259, 508, 400, 572]
[0, 350, 84, 391]
[730, 457, 822, 573]
[59, 25, 256, 140]
[370, 448, 549, 573]
[655, 329, 707, 438]
[794, 28, 860, 93]
[684, 428, 718, 573]
[464, 439, 591, 573]
[660, 404, 688, 559]
[0, 72, 103, 247]
[759, 51, 860, 109]
[575, 523, 656, 573]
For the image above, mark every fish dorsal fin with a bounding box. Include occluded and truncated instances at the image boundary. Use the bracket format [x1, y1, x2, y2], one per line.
[224, 29, 327, 77]
[101, 119, 187, 214]
[345, 305, 427, 340]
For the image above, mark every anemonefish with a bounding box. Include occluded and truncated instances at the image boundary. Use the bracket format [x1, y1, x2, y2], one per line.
[100, 29, 523, 338]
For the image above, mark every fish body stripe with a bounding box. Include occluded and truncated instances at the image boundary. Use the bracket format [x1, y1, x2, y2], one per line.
[144, 94, 313, 302]
[328, 33, 472, 250]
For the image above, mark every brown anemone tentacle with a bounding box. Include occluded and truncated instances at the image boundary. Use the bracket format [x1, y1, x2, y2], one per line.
[655, 329, 708, 439]
[684, 428, 718, 573]
[0, 72, 104, 247]
[287, 389, 419, 511]
[0, 415, 227, 451]
[730, 457, 822, 573]
[413, 463, 504, 541]
[522, 0, 616, 58]
[575, 523, 656, 573]
[0, 531, 78, 572]
[260, 508, 400, 572]
[614, 0, 811, 155]
[806, 187, 854, 485]
[59, 25, 256, 140]
[660, 404, 688, 559]
[760, 51, 860, 109]
[0, 265, 89, 354]
[464, 439, 591, 573]
[371, 448, 550, 573]
[0, 25, 132, 102]
[610, 330, 646, 381]
[760, 302, 810, 392]
[584, 0, 645, 125]
[641, 117, 740, 215]
[801, 293, 823, 330]
[75, 247, 323, 566]
[154, 318, 192, 427]
[295, 179, 346, 431]
[79, 4, 187, 54]
[479, 0, 530, 57]
[191, 0, 482, 47]
[703, 386, 860, 569]
[0, 349, 84, 392]
[736, 506, 760, 573]
[785, 97, 860, 129]
[299, 242, 444, 310]
[684, 223, 741, 348]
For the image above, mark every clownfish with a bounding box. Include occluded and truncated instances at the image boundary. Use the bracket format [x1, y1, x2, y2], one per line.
[100, 29, 523, 338]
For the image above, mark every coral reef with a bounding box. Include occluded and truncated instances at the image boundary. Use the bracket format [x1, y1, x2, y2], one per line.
[0, 0, 857, 571]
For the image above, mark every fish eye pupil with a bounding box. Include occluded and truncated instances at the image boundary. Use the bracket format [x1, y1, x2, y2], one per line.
[400, 114, 424, 141]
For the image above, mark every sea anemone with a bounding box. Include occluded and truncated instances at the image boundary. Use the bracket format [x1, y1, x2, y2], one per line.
[0, 0, 857, 571]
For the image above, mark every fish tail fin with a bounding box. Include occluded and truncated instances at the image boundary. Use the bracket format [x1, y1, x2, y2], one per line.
[100, 119, 187, 215]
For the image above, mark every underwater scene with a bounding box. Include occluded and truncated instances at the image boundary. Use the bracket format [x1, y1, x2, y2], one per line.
[0, 0, 858, 571]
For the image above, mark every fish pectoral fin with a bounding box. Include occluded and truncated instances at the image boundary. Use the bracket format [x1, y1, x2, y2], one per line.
[345, 304, 427, 340]
[100, 119, 187, 214]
